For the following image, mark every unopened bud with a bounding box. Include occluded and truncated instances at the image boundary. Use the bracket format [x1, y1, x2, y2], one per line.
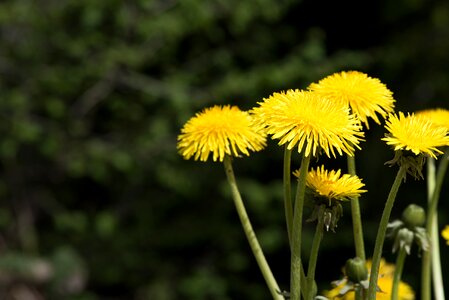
[345, 257, 368, 283]
[402, 204, 426, 228]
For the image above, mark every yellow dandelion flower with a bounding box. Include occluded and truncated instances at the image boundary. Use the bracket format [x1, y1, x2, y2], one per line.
[442, 225, 449, 245]
[308, 71, 395, 128]
[324, 259, 415, 300]
[251, 90, 364, 158]
[325, 276, 415, 300]
[293, 165, 366, 202]
[177, 105, 266, 162]
[415, 108, 449, 130]
[382, 112, 449, 159]
[371, 259, 396, 276]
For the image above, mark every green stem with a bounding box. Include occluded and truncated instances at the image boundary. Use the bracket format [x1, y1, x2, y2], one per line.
[284, 146, 293, 245]
[306, 209, 324, 300]
[283, 147, 308, 299]
[431, 152, 449, 300]
[347, 155, 366, 261]
[355, 287, 363, 300]
[421, 160, 435, 300]
[431, 213, 445, 300]
[290, 154, 311, 300]
[223, 156, 283, 300]
[300, 266, 307, 299]
[367, 165, 406, 300]
[391, 247, 407, 300]
[422, 151, 449, 300]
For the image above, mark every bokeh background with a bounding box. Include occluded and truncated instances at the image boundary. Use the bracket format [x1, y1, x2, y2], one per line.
[1, 0, 449, 299]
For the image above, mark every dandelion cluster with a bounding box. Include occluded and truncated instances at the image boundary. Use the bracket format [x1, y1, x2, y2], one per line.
[177, 70, 448, 300]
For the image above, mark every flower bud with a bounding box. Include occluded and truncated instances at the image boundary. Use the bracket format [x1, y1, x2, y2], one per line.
[345, 257, 368, 283]
[401, 204, 426, 228]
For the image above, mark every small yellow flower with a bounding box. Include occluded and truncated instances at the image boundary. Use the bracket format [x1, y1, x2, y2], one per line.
[251, 90, 364, 158]
[442, 225, 449, 245]
[308, 71, 395, 128]
[415, 108, 449, 130]
[324, 259, 415, 300]
[382, 112, 449, 159]
[177, 105, 266, 162]
[294, 165, 366, 202]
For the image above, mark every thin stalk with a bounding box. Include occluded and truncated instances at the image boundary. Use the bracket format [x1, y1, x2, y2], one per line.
[284, 146, 293, 245]
[422, 151, 449, 300]
[391, 247, 407, 300]
[347, 155, 366, 261]
[367, 165, 406, 300]
[421, 240, 431, 299]
[290, 154, 311, 300]
[223, 156, 283, 300]
[283, 147, 309, 299]
[431, 214, 445, 300]
[431, 152, 449, 300]
[355, 287, 363, 300]
[306, 210, 324, 300]
[300, 266, 307, 299]
[421, 158, 435, 300]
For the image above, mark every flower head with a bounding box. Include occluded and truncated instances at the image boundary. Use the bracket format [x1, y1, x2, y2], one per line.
[294, 165, 366, 231]
[324, 259, 415, 300]
[177, 105, 266, 162]
[415, 108, 449, 130]
[442, 225, 449, 245]
[308, 71, 395, 128]
[251, 90, 364, 158]
[382, 112, 449, 159]
[295, 165, 367, 202]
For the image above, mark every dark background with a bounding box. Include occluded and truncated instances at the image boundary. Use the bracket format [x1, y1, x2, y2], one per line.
[0, 0, 449, 299]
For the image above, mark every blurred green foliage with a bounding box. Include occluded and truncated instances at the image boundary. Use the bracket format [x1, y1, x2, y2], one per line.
[0, 0, 449, 298]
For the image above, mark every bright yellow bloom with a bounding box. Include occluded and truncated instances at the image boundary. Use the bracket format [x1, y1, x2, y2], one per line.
[294, 165, 366, 202]
[442, 225, 449, 245]
[382, 112, 449, 159]
[251, 90, 364, 158]
[415, 108, 449, 130]
[308, 71, 395, 128]
[177, 105, 266, 162]
[324, 259, 415, 300]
